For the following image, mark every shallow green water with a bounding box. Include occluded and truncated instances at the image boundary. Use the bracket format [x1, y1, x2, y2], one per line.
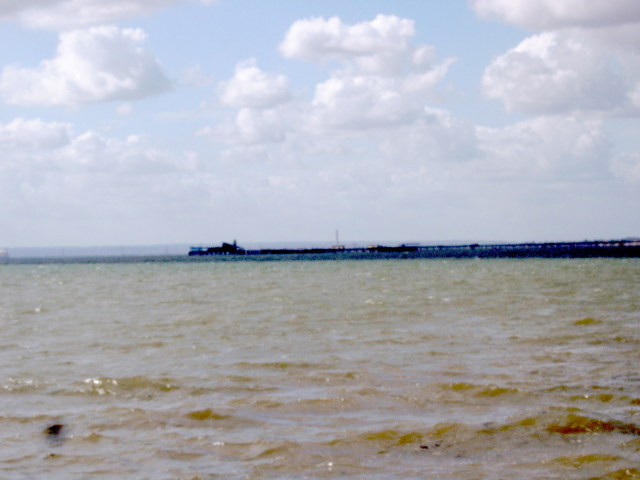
[1, 259, 639, 479]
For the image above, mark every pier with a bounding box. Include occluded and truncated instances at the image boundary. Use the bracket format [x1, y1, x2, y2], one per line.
[3, 240, 639, 264]
[188, 239, 640, 260]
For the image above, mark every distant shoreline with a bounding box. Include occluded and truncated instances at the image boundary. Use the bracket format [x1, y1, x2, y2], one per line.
[2, 240, 639, 264]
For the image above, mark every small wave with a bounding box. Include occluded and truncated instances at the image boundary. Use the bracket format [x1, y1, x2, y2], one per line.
[253, 441, 301, 459]
[176, 408, 260, 431]
[552, 453, 622, 468]
[2, 377, 49, 393]
[232, 361, 322, 370]
[574, 317, 604, 326]
[156, 448, 208, 461]
[326, 429, 429, 453]
[79, 376, 180, 396]
[586, 468, 640, 480]
[185, 409, 232, 421]
[436, 382, 521, 400]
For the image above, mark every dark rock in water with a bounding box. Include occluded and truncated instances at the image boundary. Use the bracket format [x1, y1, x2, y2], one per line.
[44, 423, 66, 445]
[44, 424, 64, 436]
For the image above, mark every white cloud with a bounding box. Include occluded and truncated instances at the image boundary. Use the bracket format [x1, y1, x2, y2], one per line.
[0, 117, 212, 246]
[201, 15, 456, 149]
[203, 14, 457, 148]
[0, 118, 192, 174]
[280, 14, 418, 76]
[206, 59, 293, 145]
[482, 32, 628, 114]
[470, 0, 640, 30]
[195, 107, 633, 243]
[1, 108, 632, 246]
[275, 15, 455, 132]
[1, 5, 636, 247]
[63, 131, 194, 174]
[474, 1, 640, 116]
[630, 83, 640, 109]
[0, 117, 72, 153]
[0, 116, 307, 246]
[309, 59, 454, 130]
[0, 0, 215, 30]
[199, 107, 288, 145]
[0, 26, 171, 107]
[378, 107, 479, 164]
[219, 59, 291, 109]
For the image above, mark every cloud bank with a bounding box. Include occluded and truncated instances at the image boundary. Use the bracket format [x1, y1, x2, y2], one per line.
[471, 0, 640, 30]
[1, 5, 638, 246]
[0, 0, 215, 30]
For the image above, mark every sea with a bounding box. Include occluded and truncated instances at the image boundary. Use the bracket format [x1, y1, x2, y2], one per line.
[1, 258, 638, 479]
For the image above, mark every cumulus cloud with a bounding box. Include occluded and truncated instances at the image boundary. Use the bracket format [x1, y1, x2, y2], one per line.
[482, 32, 628, 114]
[280, 14, 417, 75]
[203, 11, 639, 242]
[0, 26, 171, 107]
[474, 0, 640, 116]
[309, 59, 454, 130]
[277, 15, 455, 131]
[470, 0, 640, 30]
[219, 59, 291, 109]
[206, 59, 293, 145]
[200, 15, 456, 147]
[0, 0, 215, 30]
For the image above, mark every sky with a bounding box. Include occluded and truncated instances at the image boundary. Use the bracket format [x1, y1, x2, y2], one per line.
[1, 0, 639, 248]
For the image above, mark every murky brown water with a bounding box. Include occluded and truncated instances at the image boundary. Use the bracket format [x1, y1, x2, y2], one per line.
[1, 259, 639, 479]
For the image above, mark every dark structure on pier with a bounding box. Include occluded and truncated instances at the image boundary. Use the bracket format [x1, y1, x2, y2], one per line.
[189, 241, 245, 256]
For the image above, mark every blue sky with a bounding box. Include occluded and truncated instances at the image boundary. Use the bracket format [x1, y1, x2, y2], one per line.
[1, 0, 639, 247]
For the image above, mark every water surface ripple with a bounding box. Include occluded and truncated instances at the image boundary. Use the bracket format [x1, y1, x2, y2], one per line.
[1, 259, 639, 479]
